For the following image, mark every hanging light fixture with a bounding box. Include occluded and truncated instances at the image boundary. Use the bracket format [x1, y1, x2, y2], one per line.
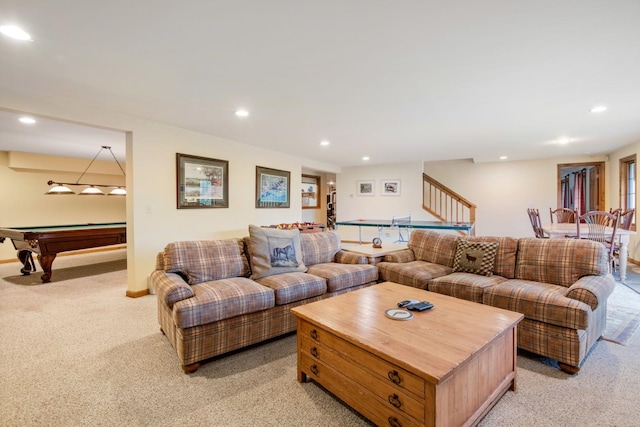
[46, 146, 126, 196]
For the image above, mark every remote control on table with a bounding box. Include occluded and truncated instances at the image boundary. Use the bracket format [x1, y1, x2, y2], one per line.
[406, 301, 434, 311]
[397, 299, 419, 308]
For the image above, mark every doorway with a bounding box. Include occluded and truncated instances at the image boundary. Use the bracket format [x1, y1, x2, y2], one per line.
[557, 162, 605, 215]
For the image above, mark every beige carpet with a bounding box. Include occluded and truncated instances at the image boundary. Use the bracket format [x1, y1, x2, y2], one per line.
[1, 250, 639, 426]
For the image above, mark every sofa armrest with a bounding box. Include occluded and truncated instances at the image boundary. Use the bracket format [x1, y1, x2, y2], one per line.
[335, 250, 369, 264]
[150, 270, 195, 308]
[565, 274, 616, 310]
[383, 249, 415, 263]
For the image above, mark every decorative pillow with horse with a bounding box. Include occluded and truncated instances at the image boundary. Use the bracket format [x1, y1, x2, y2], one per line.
[247, 224, 307, 279]
[452, 239, 498, 277]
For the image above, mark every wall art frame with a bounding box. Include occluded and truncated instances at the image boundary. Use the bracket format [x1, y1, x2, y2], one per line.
[381, 179, 401, 196]
[256, 166, 291, 208]
[356, 180, 375, 196]
[176, 153, 229, 209]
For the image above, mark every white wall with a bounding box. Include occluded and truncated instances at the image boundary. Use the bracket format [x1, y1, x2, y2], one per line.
[422, 156, 610, 238]
[3, 89, 639, 292]
[0, 92, 340, 294]
[336, 162, 435, 243]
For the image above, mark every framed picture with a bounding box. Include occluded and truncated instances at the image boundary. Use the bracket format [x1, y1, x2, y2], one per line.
[302, 174, 321, 209]
[256, 166, 290, 208]
[381, 179, 401, 196]
[356, 180, 375, 196]
[176, 153, 229, 209]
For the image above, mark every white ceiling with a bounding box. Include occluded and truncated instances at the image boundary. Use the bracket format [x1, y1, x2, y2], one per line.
[1, 1, 640, 166]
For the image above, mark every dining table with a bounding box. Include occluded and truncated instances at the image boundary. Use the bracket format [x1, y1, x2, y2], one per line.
[541, 222, 635, 283]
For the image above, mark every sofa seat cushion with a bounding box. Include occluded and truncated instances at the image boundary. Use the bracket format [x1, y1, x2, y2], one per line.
[428, 273, 508, 303]
[306, 263, 379, 292]
[377, 260, 452, 290]
[255, 272, 327, 305]
[483, 280, 591, 330]
[173, 277, 275, 329]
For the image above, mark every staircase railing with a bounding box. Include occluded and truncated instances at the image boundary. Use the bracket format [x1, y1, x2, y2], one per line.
[423, 173, 476, 235]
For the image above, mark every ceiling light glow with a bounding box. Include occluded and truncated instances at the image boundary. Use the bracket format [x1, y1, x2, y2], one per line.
[320, 140, 330, 146]
[234, 109, 249, 117]
[590, 106, 607, 113]
[0, 25, 32, 41]
[19, 117, 36, 124]
[499, 156, 508, 160]
[362, 156, 370, 161]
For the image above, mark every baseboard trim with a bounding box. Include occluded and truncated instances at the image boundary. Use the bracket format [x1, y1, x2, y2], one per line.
[126, 288, 149, 298]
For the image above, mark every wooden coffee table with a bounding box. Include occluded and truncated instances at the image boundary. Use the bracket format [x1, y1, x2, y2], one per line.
[291, 282, 523, 427]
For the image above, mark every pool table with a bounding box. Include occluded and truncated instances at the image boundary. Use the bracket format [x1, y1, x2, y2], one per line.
[0, 222, 126, 283]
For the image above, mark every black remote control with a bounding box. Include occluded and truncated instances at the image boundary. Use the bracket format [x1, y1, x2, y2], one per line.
[406, 301, 434, 311]
[397, 299, 419, 308]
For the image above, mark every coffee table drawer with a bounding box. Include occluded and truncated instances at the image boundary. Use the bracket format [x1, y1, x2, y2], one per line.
[299, 321, 425, 398]
[301, 336, 425, 422]
[300, 352, 423, 427]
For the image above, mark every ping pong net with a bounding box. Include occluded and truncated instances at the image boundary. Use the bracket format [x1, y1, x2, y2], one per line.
[391, 215, 411, 242]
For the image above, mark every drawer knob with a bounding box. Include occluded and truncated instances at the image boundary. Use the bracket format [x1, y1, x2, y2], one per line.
[310, 346, 318, 357]
[310, 329, 318, 339]
[388, 416, 402, 427]
[388, 370, 401, 385]
[388, 393, 402, 408]
[310, 364, 319, 375]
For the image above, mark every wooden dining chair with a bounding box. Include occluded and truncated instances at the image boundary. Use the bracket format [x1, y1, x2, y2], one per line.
[549, 208, 578, 223]
[527, 208, 547, 238]
[618, 209, 635, 230]
[611, 209, 634, 268]
[578, 210, 620, 273]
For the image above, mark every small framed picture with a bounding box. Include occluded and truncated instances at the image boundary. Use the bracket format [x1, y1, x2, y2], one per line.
[381, 179, 401, 196]
[176, 153, 229, 209]
[256, 166, 291, 208]
[356, 180, 375, 196]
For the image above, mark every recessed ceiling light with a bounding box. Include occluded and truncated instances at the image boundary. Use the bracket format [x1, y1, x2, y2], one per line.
[362, 156, 370, 161]
[234, 109, 249, 117]
[557, 138, 572, 145]
[19, 117, 36, 124]
[0, 25, 32, 41]
[499, 156, 508, 160]
[320, 140, 330, 146]
[590, 105, 607, 113]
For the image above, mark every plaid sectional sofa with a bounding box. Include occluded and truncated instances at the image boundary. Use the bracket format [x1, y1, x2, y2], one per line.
[150, 230, 378, 373]
[377, 229, 616, 374]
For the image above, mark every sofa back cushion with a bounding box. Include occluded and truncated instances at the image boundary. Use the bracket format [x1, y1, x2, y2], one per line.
[163, 239, 250, 285]
[461, 236, 519, 278]
[300, 231, 341, 266]
[246, 224, 307, 280]
[515, 238, 609, 287]
[408, 230, 458, 267]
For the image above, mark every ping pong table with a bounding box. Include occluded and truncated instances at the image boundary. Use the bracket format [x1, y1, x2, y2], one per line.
[335, 218, 475, 244]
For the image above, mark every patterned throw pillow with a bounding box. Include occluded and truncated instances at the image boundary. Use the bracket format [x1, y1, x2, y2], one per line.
[452, 239, 499, 277]
[247, 224, 307, 279]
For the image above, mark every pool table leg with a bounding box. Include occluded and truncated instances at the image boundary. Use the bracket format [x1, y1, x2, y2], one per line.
[37, 254, 56, 283]
[17, 250, 36, 275]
